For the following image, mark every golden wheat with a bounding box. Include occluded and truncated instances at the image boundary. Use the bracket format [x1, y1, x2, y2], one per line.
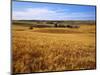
[12, 25, 96, 73]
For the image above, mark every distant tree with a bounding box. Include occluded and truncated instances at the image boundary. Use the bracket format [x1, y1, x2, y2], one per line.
[29, 26, 33, 29]
[66, 25, 80, 28]
[46, 21, 53, 24]
[54, 23, 58, 27]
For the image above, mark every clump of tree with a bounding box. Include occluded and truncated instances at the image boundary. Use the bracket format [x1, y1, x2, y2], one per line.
[29, 26, 33, 30]
[53, 22, 58, 27]
[66, 25, 80, 28]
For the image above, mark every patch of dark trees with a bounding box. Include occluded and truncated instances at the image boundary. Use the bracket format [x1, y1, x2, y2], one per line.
[29, 23, 80, 30]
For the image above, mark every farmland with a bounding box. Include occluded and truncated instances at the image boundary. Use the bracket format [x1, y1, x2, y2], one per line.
[12, 20, 96, 74]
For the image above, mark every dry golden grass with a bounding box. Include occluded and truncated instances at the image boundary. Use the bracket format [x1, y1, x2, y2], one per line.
[12, 25, 96, 73]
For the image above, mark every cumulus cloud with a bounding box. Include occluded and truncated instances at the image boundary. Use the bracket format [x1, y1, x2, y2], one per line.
[12, 7, 95, 20]
[13, 8, 58, 20]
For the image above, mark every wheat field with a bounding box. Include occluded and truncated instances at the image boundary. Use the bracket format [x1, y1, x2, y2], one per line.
[12, 24, 96, 74]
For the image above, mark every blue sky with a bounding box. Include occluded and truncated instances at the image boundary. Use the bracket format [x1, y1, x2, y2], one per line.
[12, 1, 96, 20]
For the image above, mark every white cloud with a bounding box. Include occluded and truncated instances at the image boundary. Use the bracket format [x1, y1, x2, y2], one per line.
[13, 8, 58, 20]
[12, 7, 95, 20]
